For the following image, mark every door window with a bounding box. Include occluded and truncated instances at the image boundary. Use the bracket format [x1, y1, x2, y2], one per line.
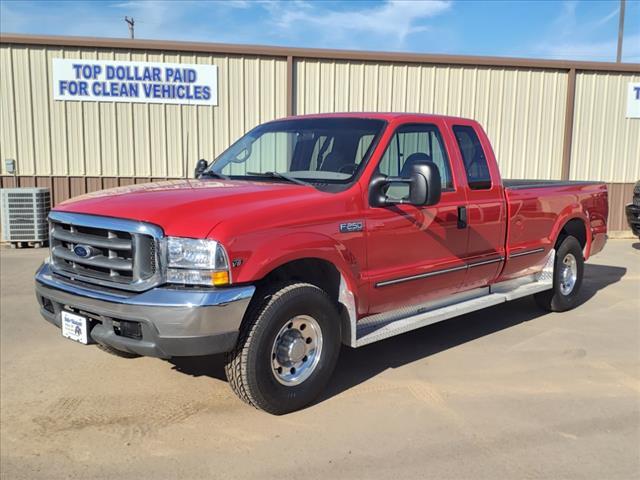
[452, 126, 492, 190]
[377, 124, 453, 189]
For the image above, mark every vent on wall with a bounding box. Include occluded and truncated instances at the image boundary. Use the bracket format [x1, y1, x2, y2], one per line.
[0, 188, 51, 247]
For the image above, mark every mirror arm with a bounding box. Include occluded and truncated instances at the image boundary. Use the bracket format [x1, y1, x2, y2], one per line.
[385, 176, 411, 184]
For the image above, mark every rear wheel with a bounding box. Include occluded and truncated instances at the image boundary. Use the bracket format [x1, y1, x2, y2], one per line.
[224, 282, 341, 415]
[534, 235, 584, 312]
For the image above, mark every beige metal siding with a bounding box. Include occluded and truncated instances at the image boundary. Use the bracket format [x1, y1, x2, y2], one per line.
[570, 72, 640, 183]
[0, 44, 288, 177]
[295, 59, 569, 180]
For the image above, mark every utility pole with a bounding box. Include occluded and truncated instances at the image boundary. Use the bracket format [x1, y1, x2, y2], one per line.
[125, 16, 135, 39]
[616, 0, 625, 62]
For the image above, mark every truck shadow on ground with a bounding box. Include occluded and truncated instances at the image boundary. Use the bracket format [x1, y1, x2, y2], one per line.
[168, 263, 626, 404]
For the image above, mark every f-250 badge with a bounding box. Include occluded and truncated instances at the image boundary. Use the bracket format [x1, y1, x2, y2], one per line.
[339, 221, 364, 233]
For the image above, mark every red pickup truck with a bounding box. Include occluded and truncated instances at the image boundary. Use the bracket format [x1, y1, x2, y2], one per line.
[35, 113, 608, 414]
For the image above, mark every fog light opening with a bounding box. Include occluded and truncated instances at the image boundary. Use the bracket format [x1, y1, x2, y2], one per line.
[112, 319, 142, 340]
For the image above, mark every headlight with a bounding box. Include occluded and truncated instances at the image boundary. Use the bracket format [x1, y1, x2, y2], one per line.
[165, 237, 230, 286]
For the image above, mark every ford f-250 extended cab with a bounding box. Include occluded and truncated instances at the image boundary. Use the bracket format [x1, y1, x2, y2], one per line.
[35, 113, 608, 414]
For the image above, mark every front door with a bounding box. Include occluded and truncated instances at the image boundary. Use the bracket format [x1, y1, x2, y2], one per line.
[365, 121, 468, 315]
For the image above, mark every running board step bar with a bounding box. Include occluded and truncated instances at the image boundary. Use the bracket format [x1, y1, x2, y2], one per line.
[353, 249, 554, 348]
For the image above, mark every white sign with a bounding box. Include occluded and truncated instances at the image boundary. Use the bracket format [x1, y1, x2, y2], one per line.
[52, 58, 217, 106]
[628, 82, 640, 118]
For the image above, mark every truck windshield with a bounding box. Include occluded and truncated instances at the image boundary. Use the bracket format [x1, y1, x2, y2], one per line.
[207, 118, 385, 184]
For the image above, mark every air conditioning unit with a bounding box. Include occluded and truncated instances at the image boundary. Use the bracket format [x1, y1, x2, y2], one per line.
[0, 187, 51, 248]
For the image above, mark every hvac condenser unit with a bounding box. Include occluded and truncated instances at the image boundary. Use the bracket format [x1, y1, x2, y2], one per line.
[0, 187, 51, 247]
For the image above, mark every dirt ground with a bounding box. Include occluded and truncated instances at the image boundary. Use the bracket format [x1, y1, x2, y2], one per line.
[1, 240, 639, 479]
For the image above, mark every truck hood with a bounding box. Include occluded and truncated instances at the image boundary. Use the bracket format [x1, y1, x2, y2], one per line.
[54, 179, 321, 237]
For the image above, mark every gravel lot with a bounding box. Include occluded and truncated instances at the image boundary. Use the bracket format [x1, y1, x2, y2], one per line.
[1, 239, 639, 480]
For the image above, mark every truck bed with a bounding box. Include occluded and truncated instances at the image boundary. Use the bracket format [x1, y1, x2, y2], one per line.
[499, 179, 608, 282]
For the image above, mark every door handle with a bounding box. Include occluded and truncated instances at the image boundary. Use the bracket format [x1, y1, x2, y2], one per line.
[457, 206, 467, 229]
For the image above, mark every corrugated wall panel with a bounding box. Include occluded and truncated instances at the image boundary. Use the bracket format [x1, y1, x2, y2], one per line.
[30, 48, 52, 175]
[97, 50, 118, 177]
[131, 50, 151, 178]
[0, 46, 17, 172]
[12, 46, 36, 175]
[295, 59, 568, 180]
[571, 72, 640, 183]
[48, 48, 68, 176]
[63, 48, 85, 176]
[115, 50, 135, 177]
[82, 49, 102, 176]
[0, 45, 287, 177]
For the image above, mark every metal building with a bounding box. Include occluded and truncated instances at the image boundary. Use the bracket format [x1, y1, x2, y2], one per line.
[0, 34, 638, 232]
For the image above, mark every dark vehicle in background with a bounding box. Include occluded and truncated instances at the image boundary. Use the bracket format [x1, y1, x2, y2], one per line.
[626, 181, 640, 238]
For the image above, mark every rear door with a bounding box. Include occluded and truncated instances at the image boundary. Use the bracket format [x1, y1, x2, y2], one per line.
[365, 120, 469, 315]
[446, 120, 506, 289]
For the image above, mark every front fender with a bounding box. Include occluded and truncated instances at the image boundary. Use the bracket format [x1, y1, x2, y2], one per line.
[231, 231, 363, 300]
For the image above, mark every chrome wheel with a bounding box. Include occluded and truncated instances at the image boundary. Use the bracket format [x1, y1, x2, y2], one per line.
[559, 253, 578, 295]
[270, 315, 323, 386]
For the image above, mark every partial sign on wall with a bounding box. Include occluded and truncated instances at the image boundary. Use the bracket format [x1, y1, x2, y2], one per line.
[52, 58, 218, 106]
[628, 82, 640, 118]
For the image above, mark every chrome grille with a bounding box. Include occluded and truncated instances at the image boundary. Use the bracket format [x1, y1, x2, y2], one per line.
[48, 211, 163, 292]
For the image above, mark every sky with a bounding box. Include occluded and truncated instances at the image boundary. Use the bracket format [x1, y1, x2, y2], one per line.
[1, 0, 639, 62]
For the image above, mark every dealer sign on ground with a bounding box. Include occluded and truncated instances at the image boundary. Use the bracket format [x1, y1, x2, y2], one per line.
[52, 58, 218, 106]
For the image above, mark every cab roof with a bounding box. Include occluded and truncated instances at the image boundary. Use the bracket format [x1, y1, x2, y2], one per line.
[280, 112, 476, 122]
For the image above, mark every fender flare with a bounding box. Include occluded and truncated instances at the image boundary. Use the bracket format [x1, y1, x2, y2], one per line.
[233, 232, 361, 344]
[550, 210, 591, 258]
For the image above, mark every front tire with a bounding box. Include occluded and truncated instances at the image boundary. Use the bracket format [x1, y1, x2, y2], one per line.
[224, 282, 341, 415]
[534, 235, 584, 312]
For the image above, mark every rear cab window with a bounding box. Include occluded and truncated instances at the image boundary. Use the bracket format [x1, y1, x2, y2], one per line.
[452, 125, 492, 190]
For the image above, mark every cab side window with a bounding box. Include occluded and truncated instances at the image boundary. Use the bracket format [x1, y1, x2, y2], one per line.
[453, 125, 492, 190]
[377, 124, 453, 189]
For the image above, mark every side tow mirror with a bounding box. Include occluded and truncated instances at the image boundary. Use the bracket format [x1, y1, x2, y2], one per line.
[369, 162, 442, 207]
[194, 158, 209, 178]
[408, 162, 441, 206]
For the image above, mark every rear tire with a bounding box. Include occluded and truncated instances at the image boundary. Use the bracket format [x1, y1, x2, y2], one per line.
[534, 235, 584, 312]
[225, 282, 341, 415]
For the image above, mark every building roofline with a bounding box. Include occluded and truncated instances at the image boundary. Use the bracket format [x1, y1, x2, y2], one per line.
[1, 33, 639, 73]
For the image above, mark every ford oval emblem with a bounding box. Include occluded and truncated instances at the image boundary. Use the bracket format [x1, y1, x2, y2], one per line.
[73, 245, 92, 258]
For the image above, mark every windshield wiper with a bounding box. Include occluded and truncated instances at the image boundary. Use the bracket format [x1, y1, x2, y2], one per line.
[199, 171, 230, 180]
[246, 171, 310, 186]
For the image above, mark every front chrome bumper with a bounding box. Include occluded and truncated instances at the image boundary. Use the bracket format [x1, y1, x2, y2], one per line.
[35, 262, 255, 358]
